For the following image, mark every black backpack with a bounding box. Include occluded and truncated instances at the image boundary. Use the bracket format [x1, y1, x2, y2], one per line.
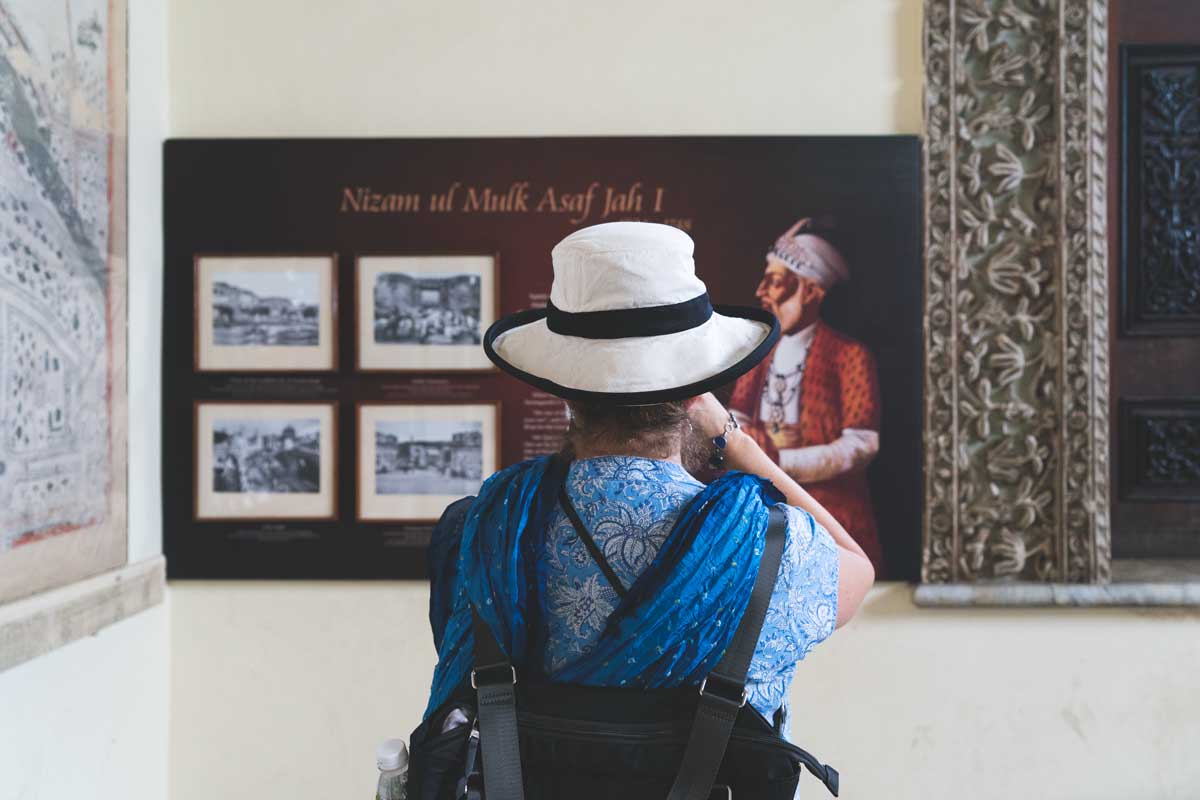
[407, 502, 840, 799]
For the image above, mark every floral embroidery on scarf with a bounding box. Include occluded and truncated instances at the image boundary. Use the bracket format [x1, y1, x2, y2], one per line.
[541, 456, 839, 738]
[545, 572, 618, 671]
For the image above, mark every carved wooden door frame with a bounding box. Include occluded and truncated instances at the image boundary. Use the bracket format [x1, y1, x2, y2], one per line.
[922, 0, 1111, 584]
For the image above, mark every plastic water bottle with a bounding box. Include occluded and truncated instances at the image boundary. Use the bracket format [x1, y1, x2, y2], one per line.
[376, 739, 408, 800]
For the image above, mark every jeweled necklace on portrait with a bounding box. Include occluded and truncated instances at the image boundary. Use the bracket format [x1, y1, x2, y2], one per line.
[763, 339, 811, 433]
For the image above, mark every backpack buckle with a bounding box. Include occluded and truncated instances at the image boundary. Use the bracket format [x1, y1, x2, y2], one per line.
[698, 675, 747, 708]
[470, 663, 517, 689]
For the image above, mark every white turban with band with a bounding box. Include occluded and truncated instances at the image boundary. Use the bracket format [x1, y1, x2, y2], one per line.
[766, 218, 850, 289]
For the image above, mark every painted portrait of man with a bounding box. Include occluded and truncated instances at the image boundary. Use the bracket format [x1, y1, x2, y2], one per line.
[728, 218, 884, 572]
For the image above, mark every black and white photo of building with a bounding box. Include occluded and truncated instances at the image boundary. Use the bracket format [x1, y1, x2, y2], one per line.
[374, 420, 483, 496]
[212, 271, 320, 346]
[212, 418, 321, 493]
[373, 272, 481, 345]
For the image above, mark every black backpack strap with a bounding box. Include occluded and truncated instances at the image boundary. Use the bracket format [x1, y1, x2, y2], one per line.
[667, 505, 789, 800]
[558, 486, 628, 599]
[471, 606, 526, 800]
[667, 504, 840, 799]
[707, 505, 788, 685]
[468, 503, 837, 800]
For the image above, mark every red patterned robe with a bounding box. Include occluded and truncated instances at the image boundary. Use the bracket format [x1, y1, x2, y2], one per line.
[729, 322, 884, 572]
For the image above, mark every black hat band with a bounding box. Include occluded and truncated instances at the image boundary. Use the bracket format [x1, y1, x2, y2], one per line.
[544, 293, 714, 340]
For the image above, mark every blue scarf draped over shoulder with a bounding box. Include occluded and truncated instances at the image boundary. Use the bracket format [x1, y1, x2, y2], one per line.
[424, 454, 784, 717]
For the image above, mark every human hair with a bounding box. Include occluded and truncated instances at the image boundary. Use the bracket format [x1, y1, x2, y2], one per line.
[564, 400, 690, 461]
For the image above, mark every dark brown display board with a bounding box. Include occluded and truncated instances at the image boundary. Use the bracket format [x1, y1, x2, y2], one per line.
[163, 137, 922, 580]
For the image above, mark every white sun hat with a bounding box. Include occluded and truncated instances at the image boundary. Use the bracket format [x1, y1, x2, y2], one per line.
[484, 221, 779, 404]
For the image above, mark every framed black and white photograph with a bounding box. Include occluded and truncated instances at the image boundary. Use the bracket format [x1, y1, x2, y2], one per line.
[355, 254, 497, 371]
[195, 402, 337, 520]
[195, 254, 338, 371]
[357, 402, 499, 521]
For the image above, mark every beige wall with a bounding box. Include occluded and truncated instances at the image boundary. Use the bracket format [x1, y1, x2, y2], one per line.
[165, 2, 1199, 799]
[169, 0, 923, 136]
[2, 604, 169, 800]
[170, 584, 1200, 800]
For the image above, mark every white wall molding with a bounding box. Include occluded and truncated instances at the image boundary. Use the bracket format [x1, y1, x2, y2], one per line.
[914, 580, 1200, 607]
[0, 556, 165, 673]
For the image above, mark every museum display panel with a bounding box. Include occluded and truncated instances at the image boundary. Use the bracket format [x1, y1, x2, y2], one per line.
[162, 136, 921, 580]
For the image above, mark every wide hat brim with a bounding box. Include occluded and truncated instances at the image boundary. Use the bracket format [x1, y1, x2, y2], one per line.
[483, 304, 780, 405]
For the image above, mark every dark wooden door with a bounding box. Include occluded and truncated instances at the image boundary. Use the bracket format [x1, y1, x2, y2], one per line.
[1109, 0, 1200, 557]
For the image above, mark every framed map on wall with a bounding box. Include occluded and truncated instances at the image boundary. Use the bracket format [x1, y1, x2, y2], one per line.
[0, 0, 128, 604]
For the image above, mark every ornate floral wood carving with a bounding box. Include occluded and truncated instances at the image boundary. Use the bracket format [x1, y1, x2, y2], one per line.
[922, 0, 1111, 583]
[1144, 419, 1200, 484]
[1121, 46, 1200, 335]
[1119, 399, 1200, 501]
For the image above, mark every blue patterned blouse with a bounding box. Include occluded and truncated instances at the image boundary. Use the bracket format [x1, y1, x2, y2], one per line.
[541, 456, 839, 736]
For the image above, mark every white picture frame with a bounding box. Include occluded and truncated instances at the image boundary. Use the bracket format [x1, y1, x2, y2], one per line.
[195, 402, 338, 520]
[358, 402, 499, 521]
[195, 254, 338, 372]
[355, 254, 497, 372]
